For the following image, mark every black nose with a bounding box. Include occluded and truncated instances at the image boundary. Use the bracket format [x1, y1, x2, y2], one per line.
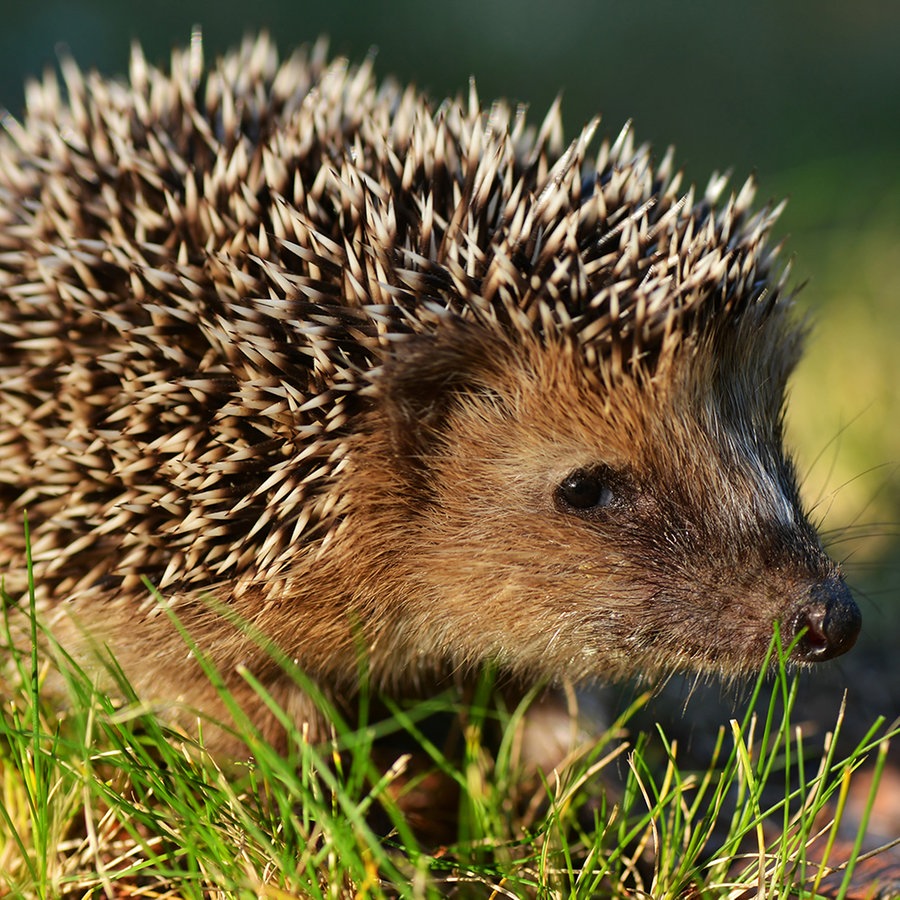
[790, 578, 861, 662]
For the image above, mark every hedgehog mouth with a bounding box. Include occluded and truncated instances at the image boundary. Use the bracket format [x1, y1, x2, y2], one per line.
[788, 579, 861, 663]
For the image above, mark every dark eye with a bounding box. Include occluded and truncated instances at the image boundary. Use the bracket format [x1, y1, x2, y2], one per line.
[556, 468, 617, 512]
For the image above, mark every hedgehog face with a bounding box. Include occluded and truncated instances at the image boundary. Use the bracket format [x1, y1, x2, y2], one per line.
[374, 336, 860, 684]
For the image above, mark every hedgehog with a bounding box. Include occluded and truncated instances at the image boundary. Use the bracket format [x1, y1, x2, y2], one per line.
[0, 33, 861, 750]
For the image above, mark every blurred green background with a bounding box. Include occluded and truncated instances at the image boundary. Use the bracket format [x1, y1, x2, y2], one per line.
[1, 2, 897, 712]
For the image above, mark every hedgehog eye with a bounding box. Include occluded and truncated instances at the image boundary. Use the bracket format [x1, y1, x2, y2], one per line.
[556, 468, 617, 513]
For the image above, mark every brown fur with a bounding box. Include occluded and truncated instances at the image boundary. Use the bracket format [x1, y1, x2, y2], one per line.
[0, 35, 859, 749]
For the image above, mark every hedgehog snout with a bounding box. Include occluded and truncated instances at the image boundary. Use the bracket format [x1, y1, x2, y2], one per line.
[789, 578, 861, 662]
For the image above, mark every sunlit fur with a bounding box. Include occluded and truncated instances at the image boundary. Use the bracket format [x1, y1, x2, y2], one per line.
[0, 35, 853, 747]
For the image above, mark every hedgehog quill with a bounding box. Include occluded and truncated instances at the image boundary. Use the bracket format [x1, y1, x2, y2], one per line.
[0, 34, 860, 749]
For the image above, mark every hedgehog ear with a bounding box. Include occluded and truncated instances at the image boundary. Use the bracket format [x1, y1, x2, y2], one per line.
[381, 325, 509, 460]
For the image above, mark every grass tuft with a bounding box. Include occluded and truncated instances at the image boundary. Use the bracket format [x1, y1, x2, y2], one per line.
[0, 569, 896, 898]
